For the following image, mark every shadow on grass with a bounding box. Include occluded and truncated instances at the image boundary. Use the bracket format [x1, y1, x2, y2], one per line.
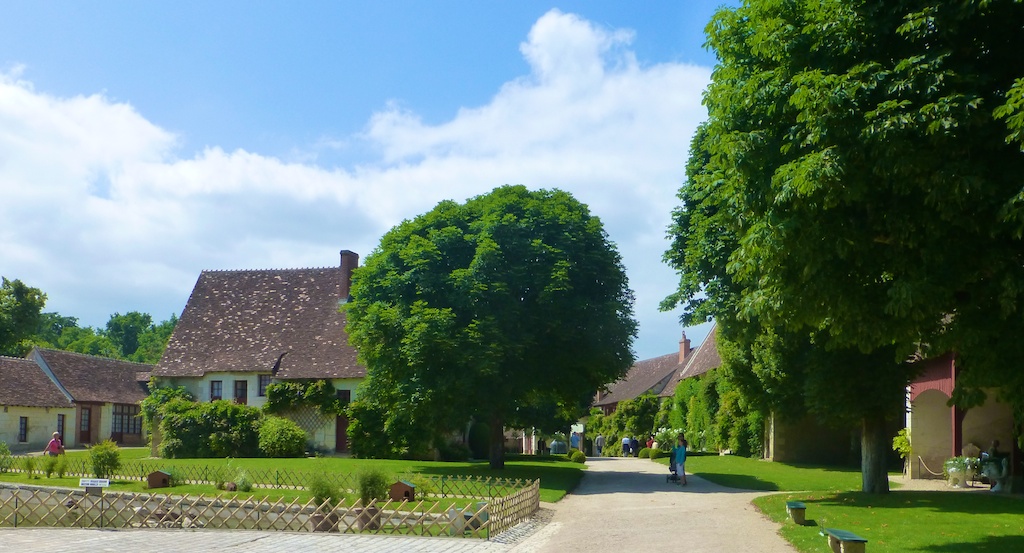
[919, 534, 1024, 552]
[809, 490, 1024, 515]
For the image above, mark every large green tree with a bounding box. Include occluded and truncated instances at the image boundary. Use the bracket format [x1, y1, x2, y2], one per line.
[346, 185, 637, 468]
[664, 0, 1024, 493]
[0, 277, 47, 356]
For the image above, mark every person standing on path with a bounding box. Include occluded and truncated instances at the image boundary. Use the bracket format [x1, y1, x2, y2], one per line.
[44, 432, 64, 456]
[672, 435, 688, 485]
[621, 436, 631, 456]
[595, 434, 605, 456]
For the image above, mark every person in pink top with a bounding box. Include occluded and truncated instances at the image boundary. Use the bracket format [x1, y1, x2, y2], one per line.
[44, 432, 64, 456]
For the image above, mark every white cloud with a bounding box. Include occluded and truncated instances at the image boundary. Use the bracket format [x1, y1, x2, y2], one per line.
[0, 10, 711, 357]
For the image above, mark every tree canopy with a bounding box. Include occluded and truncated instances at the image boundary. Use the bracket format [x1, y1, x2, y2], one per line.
[664, 0, 1024, 492]
[0, 277, 47, 356]
[345, 185, 637, 468]
[0, 275, 176, 363]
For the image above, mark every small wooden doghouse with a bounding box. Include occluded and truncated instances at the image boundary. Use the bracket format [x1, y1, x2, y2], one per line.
[389, 480, 416, 502]
[147, 470, 172, 489]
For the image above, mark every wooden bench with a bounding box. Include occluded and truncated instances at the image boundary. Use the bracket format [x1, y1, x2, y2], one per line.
[823, 527, 867, 553]
[785, 501, 806, 524]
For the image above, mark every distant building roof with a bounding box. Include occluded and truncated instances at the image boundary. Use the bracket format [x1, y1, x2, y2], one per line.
[659, 324, 721, 397]
[593, 352, 682, 407]
[154, 266, 364, 380]
[0, 356, 73, 408]
[31, 348, 150, 404]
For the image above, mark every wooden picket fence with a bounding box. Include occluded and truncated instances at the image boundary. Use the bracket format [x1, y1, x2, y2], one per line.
[0, 481, 539, 538]
[4, 457, 530, 500]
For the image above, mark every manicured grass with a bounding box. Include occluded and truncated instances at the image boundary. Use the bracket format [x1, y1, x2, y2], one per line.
[653, 451, 870, 491]
[757, 491, 1024, 553]
[656, 453, 1024, 553]
[13, 449, 584, 503]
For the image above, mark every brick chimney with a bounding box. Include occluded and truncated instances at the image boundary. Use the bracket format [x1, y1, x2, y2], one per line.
[340, 250, 359, 299]
[679, 332, 692, 364]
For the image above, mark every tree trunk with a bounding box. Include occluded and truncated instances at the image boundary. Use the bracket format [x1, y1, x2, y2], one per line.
[861, 412, 890, 494]
[489, 416, 505, 470]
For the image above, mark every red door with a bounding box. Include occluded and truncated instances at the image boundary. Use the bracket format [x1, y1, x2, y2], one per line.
[335, 414, 349, 453]
[78, 406, 92, 445]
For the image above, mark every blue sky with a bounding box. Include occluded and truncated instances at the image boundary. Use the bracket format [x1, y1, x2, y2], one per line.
[1, 2, 728, 360]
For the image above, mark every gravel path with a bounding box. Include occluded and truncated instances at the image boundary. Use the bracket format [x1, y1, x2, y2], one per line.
[509, 456, 796, 553]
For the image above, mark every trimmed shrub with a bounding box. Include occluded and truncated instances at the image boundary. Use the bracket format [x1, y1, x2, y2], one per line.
[22, 456, 37, 478]
[43, 454, 58, 477]
[357, 468, 390, 505]
[158, 399, 262, 458]
[258, 416, 307, 458]
[0, 441, 11, 473]
[649, 449, 664, 460]
[467, 421, 490, 459]
[569, 449, 587, 464]
[90, 439, 121, 479]
[307, 469, 339, 510]
[638, 447, 652, 458]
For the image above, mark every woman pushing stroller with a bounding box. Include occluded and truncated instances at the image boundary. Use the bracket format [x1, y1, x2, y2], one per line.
[669, 434, 688, 485]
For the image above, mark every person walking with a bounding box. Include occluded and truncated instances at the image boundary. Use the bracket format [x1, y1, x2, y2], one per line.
[630, 436, 640, 457]
[672, 435, 688, 485]
[595, 434, 605, 456]
[43, 432, 64, 456]
[621, 436, 631, 457]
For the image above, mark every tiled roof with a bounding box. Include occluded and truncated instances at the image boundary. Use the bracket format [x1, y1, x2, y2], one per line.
[659, 324, 721, 397]
[153, 267, 364, 380]
[32, 348, 150, 404]
[0, 356, 73, 408]
[594, 352, 683, 407]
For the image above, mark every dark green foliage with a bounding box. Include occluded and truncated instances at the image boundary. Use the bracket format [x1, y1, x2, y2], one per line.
[357, 468, 391, 505]
[467, 421, 490, 460]
[0, 277, 47, 356]
[665, 370, 763, 457]
[42, 455, 57, 477]
[264, 380, 346, 417]
[307, 467, 339, 509]
[105, 311, 152, 358]
[569, 450, 587, 463]
[128, 314, 177, 364]
[140, 385, 195, 433]
[664, 0, 1024, 488]
[346, 399, 399, 458]
[346, 185, 637, 469]
[436, 440, 472, 461]
[89, 440, 121, 479]
[158, 399, 262, 458]
[22, 456, 36, 478]
[258, 416, 307, 458]
[0, 441, 11, 473]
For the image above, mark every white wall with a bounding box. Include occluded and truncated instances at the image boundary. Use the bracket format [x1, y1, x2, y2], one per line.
[0, 405, 77, 453]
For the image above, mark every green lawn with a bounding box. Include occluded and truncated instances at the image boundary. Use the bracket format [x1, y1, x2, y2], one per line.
[657, 453, 1024, 553]
[9, 449, 584, 504]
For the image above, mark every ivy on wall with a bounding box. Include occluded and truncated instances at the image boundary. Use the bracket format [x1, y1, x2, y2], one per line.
[264, 379, 346, 417]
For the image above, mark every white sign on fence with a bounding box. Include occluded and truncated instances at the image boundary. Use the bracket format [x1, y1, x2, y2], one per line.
[79, 478, 110, 488]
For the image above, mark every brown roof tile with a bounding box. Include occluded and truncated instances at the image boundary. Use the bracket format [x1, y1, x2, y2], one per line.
[594, 352, 683, 407]
[659, 324, 721, 397]
[153, 267, 364, 380]
[31, 348, 150, 404]
[0, 356, 73, 408]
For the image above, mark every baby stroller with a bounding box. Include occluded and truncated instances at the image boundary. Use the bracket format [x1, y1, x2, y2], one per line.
[667, 459, 681, 484]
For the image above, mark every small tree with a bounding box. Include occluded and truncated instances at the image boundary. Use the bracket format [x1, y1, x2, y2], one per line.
[90, 440, 121, 479]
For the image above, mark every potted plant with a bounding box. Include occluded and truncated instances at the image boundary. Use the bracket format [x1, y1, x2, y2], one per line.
[306, 470, 339, 532]
[944, 456, 978, 487]
[355, 468, 389, 531]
